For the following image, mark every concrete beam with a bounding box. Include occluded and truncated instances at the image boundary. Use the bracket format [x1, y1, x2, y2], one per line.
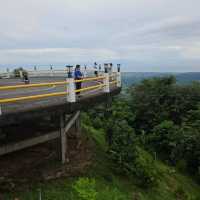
[0, 111, 80, 158]
[0, 131, 59, 156]
[60, 114, 66, 164]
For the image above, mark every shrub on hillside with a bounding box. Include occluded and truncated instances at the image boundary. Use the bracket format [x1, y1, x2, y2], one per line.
[148, 120, 182, 163]
[73, 178, 97, 200]
[97, 187, 127, 200]
[109, 121, 158, 188]
[131, 147, 159, 188]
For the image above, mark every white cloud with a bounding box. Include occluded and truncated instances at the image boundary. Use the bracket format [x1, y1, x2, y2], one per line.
[0, 0, 200, 71]
[0, 48, 119, 64]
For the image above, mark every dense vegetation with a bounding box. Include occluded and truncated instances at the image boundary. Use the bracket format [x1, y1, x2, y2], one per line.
[132, 76, 200, 179]
[122, 72, 200, 86]
[83, 76, 200, 198]
[4, 75, 200, 199]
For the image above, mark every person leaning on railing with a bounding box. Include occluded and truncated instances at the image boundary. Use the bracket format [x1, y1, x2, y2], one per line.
[74, 65, 83, 97]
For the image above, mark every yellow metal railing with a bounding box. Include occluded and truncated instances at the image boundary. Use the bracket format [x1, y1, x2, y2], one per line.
[0, 91, 68, 104]
[0, 76, 115, 104]
[0, 76, 106, 91]
[0, 81, 68, 91]
[75, 84, 106, 93]
[110, 80, 118, 85]
[74, 76, 104, 83]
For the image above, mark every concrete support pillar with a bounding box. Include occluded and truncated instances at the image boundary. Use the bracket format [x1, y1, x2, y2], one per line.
[75, 111, 82, 150]
[66, 78, 76, 102]
[19, 70, 23, 79]
[103, 72, 110, 93]
[75, 111, 81, 137]
[60, 114, 67, 164]
[83, 65, 87, 78]
[6, 68, 10, 78]
[50, 65, 54, 77]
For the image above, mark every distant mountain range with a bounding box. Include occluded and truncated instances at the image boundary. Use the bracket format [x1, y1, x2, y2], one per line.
[122, 72, 200, 86]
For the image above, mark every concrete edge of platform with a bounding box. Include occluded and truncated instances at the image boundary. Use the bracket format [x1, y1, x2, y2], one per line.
[0, 87, 121, 127]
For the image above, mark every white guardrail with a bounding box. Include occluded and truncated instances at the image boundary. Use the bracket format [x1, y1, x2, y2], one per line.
[0, 66, 113, 78]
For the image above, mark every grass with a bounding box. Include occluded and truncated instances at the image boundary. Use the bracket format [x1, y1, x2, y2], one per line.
[3, 124, 200, 200]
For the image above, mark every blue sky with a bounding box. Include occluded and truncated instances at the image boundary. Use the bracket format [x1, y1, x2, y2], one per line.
[0, 0, 200, 72]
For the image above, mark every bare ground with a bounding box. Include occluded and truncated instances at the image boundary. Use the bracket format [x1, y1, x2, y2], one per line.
[0, 124, 93, 194]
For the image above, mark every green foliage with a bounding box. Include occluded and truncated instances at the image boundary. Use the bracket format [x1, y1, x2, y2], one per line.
[109, 121, 137, 175]
[97, 187, 126, 200]
[132, 76, 200, 132]
[130, 76, 200, 179]
[73, 178, 97, 200]
[110, 132, 158, 188]
[132, 147, 159, 188]
[149, 121, 181, 162]
[72, 178, 128, 200]
[174, 186, 200, 200]
[132, 76, 176, 131]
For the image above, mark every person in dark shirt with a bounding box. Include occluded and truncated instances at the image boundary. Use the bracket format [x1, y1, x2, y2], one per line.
[94, 62, 98, 77]
[23, 71, 30, 84]
[74, 65, 83, 96]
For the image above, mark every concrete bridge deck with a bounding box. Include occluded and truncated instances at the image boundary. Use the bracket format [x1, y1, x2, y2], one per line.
[0, 76, 121, 126]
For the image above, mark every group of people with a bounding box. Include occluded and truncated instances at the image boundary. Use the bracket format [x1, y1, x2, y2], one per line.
[20, 63, 113, 97]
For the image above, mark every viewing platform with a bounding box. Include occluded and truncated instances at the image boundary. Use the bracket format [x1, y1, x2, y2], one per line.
[0, 64, 121, 163]
[0, 65, 121, 126]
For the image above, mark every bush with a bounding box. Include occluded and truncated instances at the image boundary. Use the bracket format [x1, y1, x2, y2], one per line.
[131, 147, 159, 188]
[73, 178, 97, 200]
[174, 186, 198, 200]
[149, 120, 181, 163]
[110, 141, 158, 188]
[97, 187, 126, 200]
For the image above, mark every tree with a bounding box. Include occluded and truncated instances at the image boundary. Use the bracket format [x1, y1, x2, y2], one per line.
[131, 76, 200, 133]
[149, 120, 181, 163]
[131, 76, 176, 132]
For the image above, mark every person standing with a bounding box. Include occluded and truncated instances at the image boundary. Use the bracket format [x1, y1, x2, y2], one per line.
[94, 62, 98, 77]
[23, 71, 30, 84]
[74, 65, 83, 96]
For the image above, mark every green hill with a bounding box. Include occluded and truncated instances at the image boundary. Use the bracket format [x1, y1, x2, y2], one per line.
[4, 124, 200, 200]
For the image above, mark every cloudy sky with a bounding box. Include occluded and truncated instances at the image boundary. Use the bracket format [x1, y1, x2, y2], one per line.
[0, 0, 200, 72]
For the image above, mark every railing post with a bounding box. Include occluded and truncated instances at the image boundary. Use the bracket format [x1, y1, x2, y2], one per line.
[6, 68, 10, 78]
[66, 77, 76, 102]
[60, 114, 66, 164]
[103, 64, 110, 93]
[83, 65, 87, 78]
[33, 66, 37, 77]
[19, 70, 23, 79]
[50, 65, 54, 77]
[117, 64, 122, 87]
